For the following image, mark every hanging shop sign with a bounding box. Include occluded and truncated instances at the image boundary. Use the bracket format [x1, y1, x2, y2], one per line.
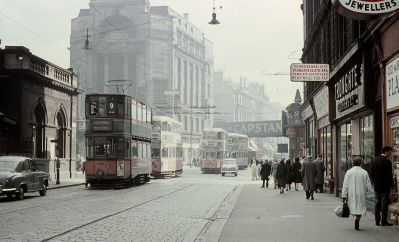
[332, 0, 399, 19]
[335, 62, 365, 119]
[313, 86, 329, 119]
[290, 63, 329, 82]
[386, 56, 399, 110]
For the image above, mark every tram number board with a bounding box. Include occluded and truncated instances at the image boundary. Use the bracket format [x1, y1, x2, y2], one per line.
[91, 120, 112, 131]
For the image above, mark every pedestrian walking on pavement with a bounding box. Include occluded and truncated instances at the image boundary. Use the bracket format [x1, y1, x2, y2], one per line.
[250, 160, 258, 181]
[271, 160, 279, 189]
[342, 157, 375, 230]
[302, 156, 316, 200]
[260, 160, 271, 188]
[314, 154, 325, 193]
[292, 157, 302, 191]
[257, 161, 262, 180]
[276, 159, 288, 194]
[371, 146, 395, 226]
[285, 159, 293, 191]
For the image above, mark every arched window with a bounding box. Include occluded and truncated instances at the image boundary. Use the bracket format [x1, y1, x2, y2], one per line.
[56, 111, 66, 158]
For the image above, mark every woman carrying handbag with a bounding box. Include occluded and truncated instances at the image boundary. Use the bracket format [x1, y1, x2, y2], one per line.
[342, 157, 375, 230]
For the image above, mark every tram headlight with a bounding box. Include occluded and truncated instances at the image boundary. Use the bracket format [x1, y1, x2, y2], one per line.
[96, 169, 105, 177]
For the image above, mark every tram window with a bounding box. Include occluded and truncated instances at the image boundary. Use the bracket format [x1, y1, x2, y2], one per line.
[147, 109, 152, 123]
[131, 142, 138, 157]
[176, 148, 182, 157]
[131, 101, 137, 120]
[161, 147, 168, 157]
[138, 143, 143, 158]
[147, 144, 151, 158]
[217, 151, 223, 159]
[162, 121, 168, 131]
[117, 100, 124, 117]
[137, 103, 142, 121]
[152, 148, 160, 158]
[126, 100, 131, 118]
[98, 97, 106, 117]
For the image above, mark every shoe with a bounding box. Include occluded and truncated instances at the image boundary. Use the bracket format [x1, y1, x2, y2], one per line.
[381, 222, 393, 226]
[376, 222, 380, 226]
[355, 219, 359, 230]
[311, 195, 314, 200]
[261, 186, 265, 188]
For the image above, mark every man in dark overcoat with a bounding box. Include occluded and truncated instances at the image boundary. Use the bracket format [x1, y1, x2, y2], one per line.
[302, 156, 317, 200]
[276, 159, 288, 194]
[260, 160, 272, 188]
[314, 154, 325, 193]
[371, 146, 395, 226]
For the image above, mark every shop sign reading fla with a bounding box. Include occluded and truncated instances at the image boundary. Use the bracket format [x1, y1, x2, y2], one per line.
[332, 0, 399, 19]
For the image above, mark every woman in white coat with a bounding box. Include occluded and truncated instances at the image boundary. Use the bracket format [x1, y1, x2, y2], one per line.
[342, 157, 374, 230]
[250, 160, 258, 181]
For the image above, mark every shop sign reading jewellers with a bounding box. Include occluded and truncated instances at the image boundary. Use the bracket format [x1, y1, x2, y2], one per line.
[332, 0, 399, 19]
[335, 62, 365, 119]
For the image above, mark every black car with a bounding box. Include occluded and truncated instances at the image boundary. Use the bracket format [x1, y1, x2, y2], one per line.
[0, 156, 49, 200]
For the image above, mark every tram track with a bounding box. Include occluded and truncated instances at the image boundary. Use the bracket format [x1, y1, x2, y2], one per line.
[41, 184, 195, 242]
[195, 185, 239, 242]
[0, 193, 97, 215]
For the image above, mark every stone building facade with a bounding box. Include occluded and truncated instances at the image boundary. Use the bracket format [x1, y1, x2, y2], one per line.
[301, 0, 399, 198]
[70, 0, 214, 162]
[0, 46, 79, 179]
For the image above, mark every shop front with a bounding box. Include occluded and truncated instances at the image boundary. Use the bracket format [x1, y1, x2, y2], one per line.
[385, 55, 399, 203]
[302, 103, 315, 158]
[313, 86, 334, 193]
[332, 50, 376, 196]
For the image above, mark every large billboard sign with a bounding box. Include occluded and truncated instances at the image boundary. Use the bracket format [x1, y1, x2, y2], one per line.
[216, 120, 282, 137]
[332, 0, 399, 19]
[290, 63, 329, 82]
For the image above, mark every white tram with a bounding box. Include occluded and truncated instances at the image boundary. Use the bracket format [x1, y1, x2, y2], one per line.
[200, 128, 228, 173]
[151, 116, 183, 178]
[227, 133, 249, 170]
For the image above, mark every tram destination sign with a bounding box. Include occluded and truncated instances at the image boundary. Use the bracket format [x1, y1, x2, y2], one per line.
[216, 120, 283, 137]
[290, 63, 329, 82]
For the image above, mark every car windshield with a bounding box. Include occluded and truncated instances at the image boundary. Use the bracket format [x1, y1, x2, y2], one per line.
[0, 160, 18, 171]
[223, 160, 235, 165]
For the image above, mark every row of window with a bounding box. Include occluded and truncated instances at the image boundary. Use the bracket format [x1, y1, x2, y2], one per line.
[86, 137, 151, 159]
[151, 147, 183, 159]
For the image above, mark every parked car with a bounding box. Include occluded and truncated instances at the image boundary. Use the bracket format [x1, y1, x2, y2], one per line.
[221, 158, 238, 176]
[0, 156, 49, 200]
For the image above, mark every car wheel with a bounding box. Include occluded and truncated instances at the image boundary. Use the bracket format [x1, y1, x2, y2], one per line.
[234, 172, 237, 176]
[222, 173, 225, 176]
[39, 183, 47, 196]
[17, 186, 24, 200]
[6, 193, 13, 199]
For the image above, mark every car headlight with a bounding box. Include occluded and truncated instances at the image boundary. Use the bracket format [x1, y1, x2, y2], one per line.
[4, 179, 9, 186]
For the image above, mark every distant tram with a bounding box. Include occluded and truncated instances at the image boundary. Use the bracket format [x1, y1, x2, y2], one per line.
[151, 116, 183, 178]
[227, 133, 249, 170]
[200, 128, 228, 173]
[84, 94, 152, 187]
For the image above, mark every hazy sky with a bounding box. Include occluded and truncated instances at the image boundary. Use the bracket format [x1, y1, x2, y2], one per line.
[0, 0, 304, 107]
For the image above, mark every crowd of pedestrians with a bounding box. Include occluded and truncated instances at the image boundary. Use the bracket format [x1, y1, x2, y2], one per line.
[250, 145, 396, 232]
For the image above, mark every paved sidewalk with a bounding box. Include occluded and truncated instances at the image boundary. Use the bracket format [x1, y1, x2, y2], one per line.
[47, 172, 85, 190]
[217, 184, 398, 242]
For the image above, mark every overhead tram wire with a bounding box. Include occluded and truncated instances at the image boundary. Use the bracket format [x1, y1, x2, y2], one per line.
[0, 11, 47, 42]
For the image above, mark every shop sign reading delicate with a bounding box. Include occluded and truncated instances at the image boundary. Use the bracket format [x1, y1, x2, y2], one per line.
[313, 86, 329, 119]
[386, 56, 399, 110]
[332, 0, 399, 19]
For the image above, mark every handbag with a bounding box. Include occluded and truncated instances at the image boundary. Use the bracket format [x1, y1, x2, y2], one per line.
[342, 202, 350, 218]
[334, 201, 350, 218]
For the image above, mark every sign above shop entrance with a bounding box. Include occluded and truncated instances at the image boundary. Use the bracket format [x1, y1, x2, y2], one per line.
[332, 0, 399, 19]
[386, 56, 399, 111]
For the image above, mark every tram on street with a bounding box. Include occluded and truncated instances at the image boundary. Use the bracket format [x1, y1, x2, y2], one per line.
[200, 128, 228, 173]
[226, 133, 249, 170]
[84, 94, 152, 187]
[151, 116, 183, 178]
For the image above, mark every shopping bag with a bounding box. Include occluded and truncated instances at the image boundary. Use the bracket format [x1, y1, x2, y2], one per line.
[342, 202, 350, 217]
[334, 202, 350, 218]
